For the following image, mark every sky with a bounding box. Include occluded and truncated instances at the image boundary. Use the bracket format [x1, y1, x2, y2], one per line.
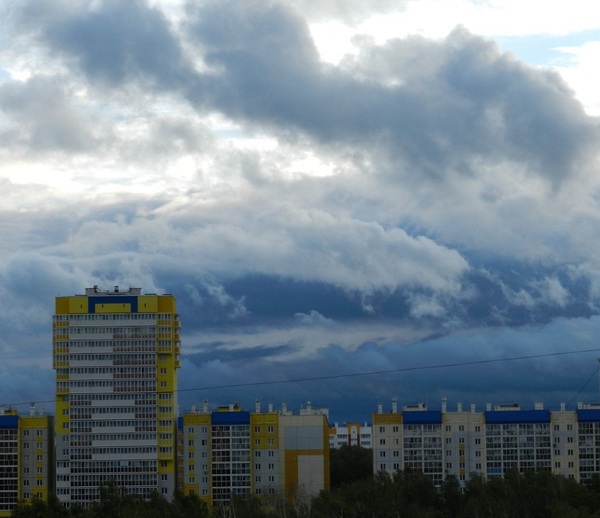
[1, 0, 600, 423]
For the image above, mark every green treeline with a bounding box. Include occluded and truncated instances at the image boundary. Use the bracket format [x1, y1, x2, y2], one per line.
[12, 446, 600, 518]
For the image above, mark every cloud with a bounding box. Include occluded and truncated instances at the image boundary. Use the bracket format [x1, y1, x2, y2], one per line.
[2, 0, 600, 419]
[0, 77, 97, 154]
[30, 0, 191, 90]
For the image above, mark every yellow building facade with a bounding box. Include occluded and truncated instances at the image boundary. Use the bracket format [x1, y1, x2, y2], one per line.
[0, 408, 53, 517]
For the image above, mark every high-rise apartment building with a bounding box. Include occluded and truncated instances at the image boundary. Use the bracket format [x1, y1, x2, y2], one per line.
[0, 407, 54, 517]
[52, 286, 180, 506]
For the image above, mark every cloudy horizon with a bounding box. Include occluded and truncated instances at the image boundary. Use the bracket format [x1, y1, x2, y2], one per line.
[2, 0, 600, 423]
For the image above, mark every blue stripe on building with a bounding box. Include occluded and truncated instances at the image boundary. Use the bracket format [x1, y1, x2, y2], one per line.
[577, 409, 600, 422]
[485, 410, 550, 424]
[88, 296, 139, 313]
[403, 411, 442, 425]
[211, 411, 250, 425]
[0, 415, 19, 428]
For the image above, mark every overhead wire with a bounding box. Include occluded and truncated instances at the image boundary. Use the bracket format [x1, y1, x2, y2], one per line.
[2, 347, 600, 409]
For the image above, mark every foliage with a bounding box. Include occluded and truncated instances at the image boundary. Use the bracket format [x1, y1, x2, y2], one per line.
[329, 445, 373, 489]
[10, 470, 600, 518]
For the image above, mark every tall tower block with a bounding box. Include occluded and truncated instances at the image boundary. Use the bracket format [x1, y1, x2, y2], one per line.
[53, 286, 180, 506]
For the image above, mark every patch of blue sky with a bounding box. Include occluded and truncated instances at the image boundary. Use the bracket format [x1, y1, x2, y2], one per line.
[215, 128, 246, 139]
[495, 28, 600, 67]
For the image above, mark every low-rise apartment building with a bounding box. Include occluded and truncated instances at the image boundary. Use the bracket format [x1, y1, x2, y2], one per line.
[372, 399, 600, 487]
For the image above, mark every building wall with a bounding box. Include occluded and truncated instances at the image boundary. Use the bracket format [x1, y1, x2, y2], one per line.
[179, 405, 330, 505]
[251, 411, 280, 496]
[0, 413, 18, 518]
[53, 287, 180, 506]
[0, 410, 54, 517]
[329, 422, 372, 449]
[19, 414, 54, 504]
[371, 401, 600, 487]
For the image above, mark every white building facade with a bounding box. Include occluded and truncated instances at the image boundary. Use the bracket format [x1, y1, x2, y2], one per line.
[372, 399, 600, 487]
[53, 287, 180, 506]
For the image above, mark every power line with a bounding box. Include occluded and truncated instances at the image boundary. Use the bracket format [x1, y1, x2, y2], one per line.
[3, 347, 600, 409]
[568, 360, 600, 407]
[177, 347, 600, 393]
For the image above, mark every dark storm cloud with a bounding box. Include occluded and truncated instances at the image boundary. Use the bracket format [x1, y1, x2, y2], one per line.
[15, 0, 597, 183]
[177, 316, 600, 422]
[23, 0, 192, 90]
[184, 1, 598, 184]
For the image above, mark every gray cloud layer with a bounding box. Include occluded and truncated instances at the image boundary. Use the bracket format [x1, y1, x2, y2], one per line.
[1, 0, 600, 418]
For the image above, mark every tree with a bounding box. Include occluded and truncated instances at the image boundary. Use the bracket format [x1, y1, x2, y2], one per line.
[329, 445, 373, 489]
